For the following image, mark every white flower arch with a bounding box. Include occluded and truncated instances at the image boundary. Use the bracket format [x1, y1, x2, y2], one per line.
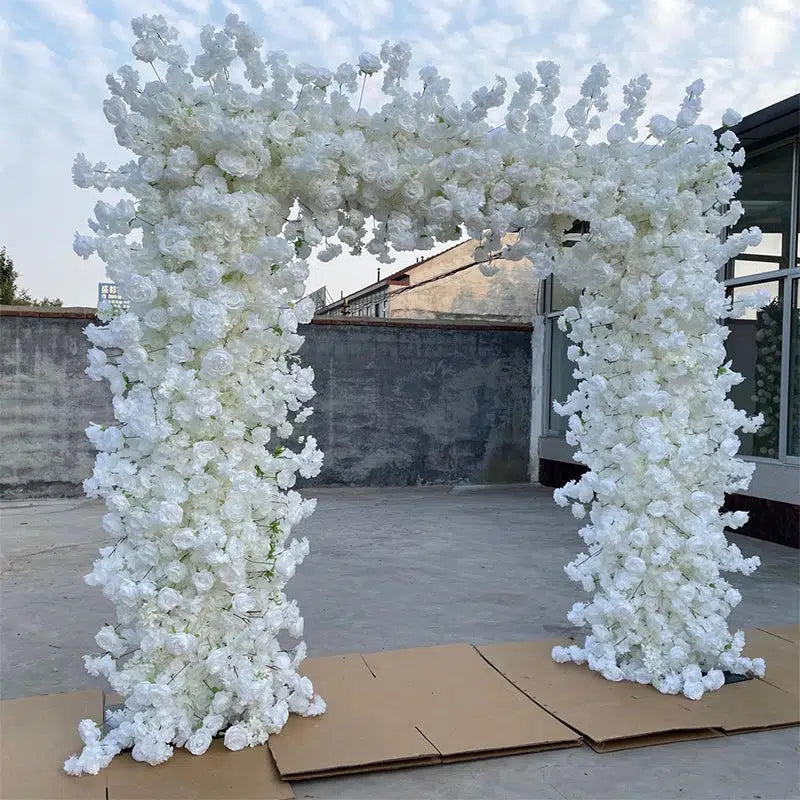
[66, 14, 766, 774]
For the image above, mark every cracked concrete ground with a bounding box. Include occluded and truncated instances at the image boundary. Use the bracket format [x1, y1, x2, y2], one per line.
[1, 485, 798, 799]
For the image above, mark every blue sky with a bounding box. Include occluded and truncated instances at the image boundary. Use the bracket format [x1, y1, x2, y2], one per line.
[1, 0, 798, 306]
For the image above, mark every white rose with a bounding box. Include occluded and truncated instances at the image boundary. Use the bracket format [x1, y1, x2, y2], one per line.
[157, 587, 182, 612]
[403, 179, 425, 203]
[144, 308, 168, 329]
[192, 570, 214, 593]
[719, 130, 738, 150]
[223, 725, 249, 751]
[624, 555, 646, 575]
[294, 63, 317, 84]
[490, 181, 511, 203]
[606, 123, 627, 143]
[132, 38, 158, 62]
[157, 502, 183, 527]
[165, 561, 187, 583]
[186, 729, 213, 756]
[232, 592, 256, 614]
[268, 119, 295, 143]
[172, 529, 197, 550]
[215, 150, 248, 177]
[721, 108, 742, 127]
[152, 91, 179, 116]
[294, 297, 316, 324]
[504, 108, 527, 134]
[200, 348, 234, 379]
[649, 114, 673, 138]
[95, 625, 124, 656]
[313, 68, 332, 88]
[118, 579, 139, 605]
[428, 196, 452, 222]
[103, 97, 127, 125]
[167, 632, 195, 655]
[274, 551, 296, 580]
[358, 52, 381, 75]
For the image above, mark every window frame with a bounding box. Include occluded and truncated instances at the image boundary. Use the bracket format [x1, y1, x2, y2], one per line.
[542, 224, 587, 437]
[722, 136, 800, 465]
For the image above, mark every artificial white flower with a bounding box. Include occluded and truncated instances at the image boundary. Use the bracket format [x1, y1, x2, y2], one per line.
[223, 724, 249, 750]
[358, 52, 381, 75]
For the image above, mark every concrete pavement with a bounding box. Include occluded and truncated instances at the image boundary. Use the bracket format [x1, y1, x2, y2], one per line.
[1, 485, 798, 799]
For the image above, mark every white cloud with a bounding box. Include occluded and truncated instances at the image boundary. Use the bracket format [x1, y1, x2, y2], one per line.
[334, 0, 393, 32]
[26, 0, 98, 35]
[575, 0, 611, 27]
[736, 3, 795, 67]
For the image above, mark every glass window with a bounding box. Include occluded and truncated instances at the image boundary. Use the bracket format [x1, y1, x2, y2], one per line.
[728, 143, 794, 279]
[726, 280, 784, 458]
[548, 321, 579, 432]
[789, 280, 800, 457]
[550, 276, 581, 314]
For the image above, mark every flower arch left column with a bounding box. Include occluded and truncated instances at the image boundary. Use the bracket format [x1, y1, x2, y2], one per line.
[66, 14, 327, 774]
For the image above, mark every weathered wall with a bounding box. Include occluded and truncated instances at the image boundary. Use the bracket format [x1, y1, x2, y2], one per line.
[389, 238, 540, 323]
[0, 308, 114, 498]
[300, 319, 532, 486]
[0, 311, 532, 497]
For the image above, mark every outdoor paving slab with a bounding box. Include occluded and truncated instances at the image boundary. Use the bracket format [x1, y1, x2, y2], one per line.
[1, 485, 798, 799]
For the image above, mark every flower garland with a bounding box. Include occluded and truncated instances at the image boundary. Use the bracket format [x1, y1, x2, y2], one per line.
[67, 14, 765, 773]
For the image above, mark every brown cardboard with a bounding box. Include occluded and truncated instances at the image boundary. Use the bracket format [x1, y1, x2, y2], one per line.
[692, 674, 799, 734]
[590, 727, 723, 752]
[758, 623, 800, 644]
[106, 742, 293, 800]
[268, 653, 440, 779]
[477, 640, 725, 750]
[362, 643, 581, 761]
[478, 630, 799, 752]
[0, 689, 106, 800]
[745, 627, 800, 695]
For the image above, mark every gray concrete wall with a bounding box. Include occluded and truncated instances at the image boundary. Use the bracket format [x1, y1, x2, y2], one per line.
[0, 309, 115, 499]
[300, 319, 532, 487]
[0, 312, 532, 498]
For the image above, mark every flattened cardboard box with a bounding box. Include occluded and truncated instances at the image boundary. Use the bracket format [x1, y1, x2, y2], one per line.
[363, 643, 581, 762]
[0, 689, 106, 800]
[0, 689, 292, 800]
[758, 623, 799, 644]
[478, 627, 800, 752]
[268, 652, 440, 779]
[745, 627, 800, 697]
[268, 644, 580, 779]
[107, 740, 293, 800]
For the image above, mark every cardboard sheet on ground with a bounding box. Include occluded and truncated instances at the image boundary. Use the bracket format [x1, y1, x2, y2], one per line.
[478, 627, 800, 752]
[0, 689, 106, 800]
[0, 690, 292, 800]
[106, 741, 293, 800]
[758, 623, 800, 645]
[363, 643, 581, 762]
[742, 627, 800, 698]
[268, 644, 580, 779]
[267, 653, 440, 779]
